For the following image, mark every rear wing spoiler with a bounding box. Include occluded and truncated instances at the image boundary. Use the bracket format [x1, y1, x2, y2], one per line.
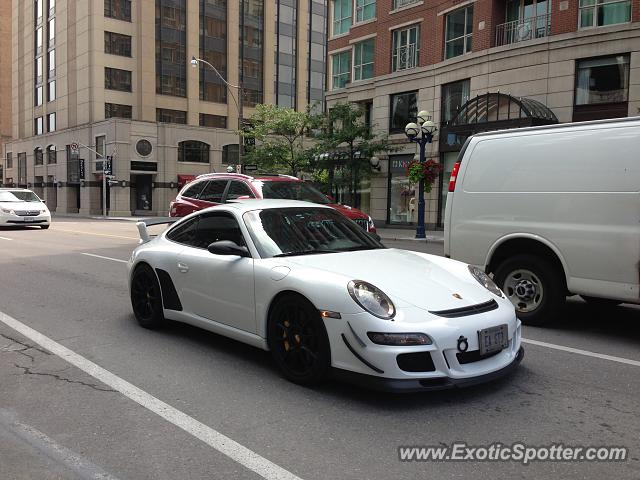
[136, 217, 178, 244]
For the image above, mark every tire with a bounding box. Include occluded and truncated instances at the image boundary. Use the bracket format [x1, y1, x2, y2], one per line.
[581, 296, 622, 308]
[267, 294, 331, 386]
[494, 254, 565, 326]
[40, 225, 50, 229]
[130, 264, 165, 329]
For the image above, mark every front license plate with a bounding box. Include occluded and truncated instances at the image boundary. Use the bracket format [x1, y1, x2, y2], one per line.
[23, 218, 34, 222]
[478, 324, 509, 356]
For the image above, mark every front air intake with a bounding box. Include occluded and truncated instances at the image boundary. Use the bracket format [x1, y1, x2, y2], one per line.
[429, 299, 498, 318]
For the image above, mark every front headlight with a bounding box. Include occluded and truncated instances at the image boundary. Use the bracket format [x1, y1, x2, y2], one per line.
[348, 280, 396, 319]
[468, 265, 503, 298]
[0, 207, 15, 215]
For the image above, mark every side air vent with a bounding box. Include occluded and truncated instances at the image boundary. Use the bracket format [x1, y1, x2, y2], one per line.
[429, 299, 498, 318]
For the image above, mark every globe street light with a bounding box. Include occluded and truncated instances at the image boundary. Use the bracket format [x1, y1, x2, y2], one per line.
[190, 56, 245, 166]
[404, 110, 438, 239]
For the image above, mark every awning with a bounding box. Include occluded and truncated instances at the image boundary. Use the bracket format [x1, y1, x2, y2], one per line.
[177, 174, 196, 187]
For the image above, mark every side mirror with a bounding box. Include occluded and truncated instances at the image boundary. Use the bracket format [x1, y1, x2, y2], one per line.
[207, 240, 250, 258]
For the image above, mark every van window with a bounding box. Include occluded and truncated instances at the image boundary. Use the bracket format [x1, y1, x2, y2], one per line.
[462, 126, 639, 193]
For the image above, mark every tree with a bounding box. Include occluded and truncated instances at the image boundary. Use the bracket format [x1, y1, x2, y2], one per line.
[311, 103, 395, 205]
[242, 104, 315, 176]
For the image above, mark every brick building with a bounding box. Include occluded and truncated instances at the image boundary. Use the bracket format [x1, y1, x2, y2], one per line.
[326, 0, 640, 228]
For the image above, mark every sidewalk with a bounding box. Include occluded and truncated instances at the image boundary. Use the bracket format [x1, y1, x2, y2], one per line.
[375, 226, 444, 244]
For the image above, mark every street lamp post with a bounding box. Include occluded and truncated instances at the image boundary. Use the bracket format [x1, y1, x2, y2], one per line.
[404, 110, 438, 239]
[190, 56, 244, 168]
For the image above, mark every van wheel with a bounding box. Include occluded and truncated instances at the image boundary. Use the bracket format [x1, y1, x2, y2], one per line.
[494, 255, 564, 326]
[581, 296, 622, 308]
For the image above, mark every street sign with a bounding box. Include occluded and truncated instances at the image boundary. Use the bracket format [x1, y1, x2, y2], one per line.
[79, 159, 85, 180]
[243, 164, 258, 172]
[70, 142, 79, 154]
[104, 156, 113, 175]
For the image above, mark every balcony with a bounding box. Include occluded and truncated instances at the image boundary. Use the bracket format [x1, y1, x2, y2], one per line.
[495, 13, 551, 47]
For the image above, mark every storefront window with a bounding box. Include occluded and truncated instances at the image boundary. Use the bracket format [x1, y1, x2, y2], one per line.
[387, 154, 416, 225]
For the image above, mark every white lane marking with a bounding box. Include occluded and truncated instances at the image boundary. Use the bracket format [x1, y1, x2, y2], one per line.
[0, 236, 13, 241]
[522, 338, 640, 367]
[0, 409, 121, 480]
[81, 253, 128, 264]
[0, 311, 303, 480]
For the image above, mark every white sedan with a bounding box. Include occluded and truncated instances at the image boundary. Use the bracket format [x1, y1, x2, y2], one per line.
[0, 188, 51, 228]
[129, 200, 523, 392]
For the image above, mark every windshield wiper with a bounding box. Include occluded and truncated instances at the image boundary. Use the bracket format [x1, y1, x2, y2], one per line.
[273, 249, 341, 258]
[339, 245, 386, 252]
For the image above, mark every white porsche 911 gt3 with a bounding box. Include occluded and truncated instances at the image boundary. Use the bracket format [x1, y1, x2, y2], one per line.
[129, 200, 523, 392]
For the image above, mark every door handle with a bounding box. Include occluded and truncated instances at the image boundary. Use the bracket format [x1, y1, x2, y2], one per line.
[177, 262, 189, 273]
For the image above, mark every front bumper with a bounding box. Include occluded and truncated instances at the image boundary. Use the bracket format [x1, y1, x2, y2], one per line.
[0, 214, 51, 226]
[332, 346, 524, 392]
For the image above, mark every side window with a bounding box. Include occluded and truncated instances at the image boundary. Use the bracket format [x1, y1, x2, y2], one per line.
[181, 181, 206, 199]
[226, 181, 255, 200]
[166, 217, 199, 246]
[199, 180, 228, 203]
[194, 213, 246, 249]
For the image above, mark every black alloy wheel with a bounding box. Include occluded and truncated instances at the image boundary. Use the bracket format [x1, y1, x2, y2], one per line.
[267, 294, 331, 386]
[131, 264, 165, 329]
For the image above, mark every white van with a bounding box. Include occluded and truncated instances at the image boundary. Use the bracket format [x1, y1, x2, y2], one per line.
[444, 117, 640, 325]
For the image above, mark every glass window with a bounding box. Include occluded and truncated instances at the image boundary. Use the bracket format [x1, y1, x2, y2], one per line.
[156, 0, 187, 97]
[47, 0, 55, 17]
[199, 113, 227, 128]
[17, 153, 27, 185]
[105, 67, 132, 92]
[355, 0, 375, 22]
[47, 112, 56, 132]
[34, 148, 44, 166]
[579, 0, 630, 28]
[6, 152, 12, 169]
[256, 181, 330, 204]
[35, 26, 43, 54]
[392, 25, 420, 71]
[47, 80, 56, 101]
[181, 180, 207, 199]
[35, 117, 44, 135]
[178, 140, 210, 163]
[389, 91, 417, 133]
[332, 0, 352, 35]
[46, 145, 57, 164]
[35, 0, 43, 24]
[157, 108, 187, 124]
[387, 154, 415, 224]
[240, 0, 264, 106]
[193, 213, 246, 249]
[353, 39, 374, 81]
[167, 216, 199, 246]
[200, 0, 227, 103]
[35, 85, 43, 106]
[48, 49, 55, 78]
[331, 51, 350, 89]
[243, 207, 383, 258]
[226, 181, 255, 200]
[48, 18, 55, 47]
[35, 56, 43, 83]
[198, 180, 228, 202]
[576, 55, 630, 105]
[104, 32, 132, 56]
[95, 136, 106, 159]
[105, 103, 132, 118]
[445, 6, 473, 59]
[441, 79, 470, 123]
[105, 0, 132, 21]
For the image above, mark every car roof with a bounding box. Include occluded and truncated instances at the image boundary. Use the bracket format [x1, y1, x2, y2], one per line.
[0, 188, 35, 192]
[194, 173, 301, 182]
[198, 199, 331, 214]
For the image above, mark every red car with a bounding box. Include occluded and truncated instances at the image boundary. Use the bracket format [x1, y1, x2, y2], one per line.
[169, 173, 376, 233]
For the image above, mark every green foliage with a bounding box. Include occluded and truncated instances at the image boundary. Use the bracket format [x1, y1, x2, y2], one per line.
[243, 104, 315, 176]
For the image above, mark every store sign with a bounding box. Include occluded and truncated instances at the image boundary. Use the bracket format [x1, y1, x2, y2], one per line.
[389, 154, 414, 173]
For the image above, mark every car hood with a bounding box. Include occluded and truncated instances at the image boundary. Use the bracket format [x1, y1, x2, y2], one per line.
[283, 249, 494, 312]
[0, 201, 45, 211]
[327, 203, 368, 219]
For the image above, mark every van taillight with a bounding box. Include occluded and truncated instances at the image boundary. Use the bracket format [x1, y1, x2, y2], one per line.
[448, 161, 461, 192]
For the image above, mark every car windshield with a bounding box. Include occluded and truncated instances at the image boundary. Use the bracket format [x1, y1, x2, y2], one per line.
[243, 207, 384, 258]
[255, 181, 330, 205]
[0, 191, 41, 202]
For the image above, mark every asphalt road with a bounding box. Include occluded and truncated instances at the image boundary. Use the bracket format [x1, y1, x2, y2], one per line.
[0, 218, 638, 479]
